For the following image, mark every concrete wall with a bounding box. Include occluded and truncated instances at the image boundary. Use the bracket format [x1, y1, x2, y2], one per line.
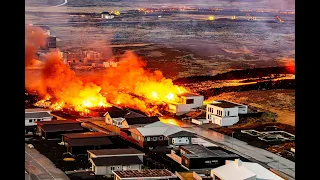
[209, 115, 239, 126]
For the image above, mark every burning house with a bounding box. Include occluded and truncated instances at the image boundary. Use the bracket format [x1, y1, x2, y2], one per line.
[168, 93, 204, 115]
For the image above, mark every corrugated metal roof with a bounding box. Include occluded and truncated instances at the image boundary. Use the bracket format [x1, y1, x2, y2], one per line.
[25, 112, 52, 119]
[62, 132, 113, 139]
[88, 148, 144, 156]
[211, 161, 256, 180]
[125, 116, 159, 125]
[66, 137, 113, 147]
[40, 124, 84, 133]
[91, 156, 142, 166]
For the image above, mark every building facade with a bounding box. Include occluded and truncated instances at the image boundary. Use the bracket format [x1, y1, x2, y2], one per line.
[206, 100, 248, 126]
[25, 108, 52, 134]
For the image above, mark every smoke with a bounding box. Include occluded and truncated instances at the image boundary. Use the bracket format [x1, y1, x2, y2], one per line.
[25, 26, 47, 67]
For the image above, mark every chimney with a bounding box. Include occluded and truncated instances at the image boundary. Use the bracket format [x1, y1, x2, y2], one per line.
[235, 159, 242, 166]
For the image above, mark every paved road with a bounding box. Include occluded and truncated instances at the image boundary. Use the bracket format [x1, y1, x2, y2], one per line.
[160, 117, 295, 179]
[25, 144, 70, 180]
[54, 0, 67, 7]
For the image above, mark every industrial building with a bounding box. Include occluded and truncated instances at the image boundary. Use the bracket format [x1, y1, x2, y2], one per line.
[206, 100, 248, 126]
[36, 120, 85, 139]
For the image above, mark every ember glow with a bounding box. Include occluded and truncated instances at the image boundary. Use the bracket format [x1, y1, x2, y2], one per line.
[25, 27, 188, 116]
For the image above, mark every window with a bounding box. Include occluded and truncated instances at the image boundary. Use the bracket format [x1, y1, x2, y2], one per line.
[29, 120, 32, 123]
[111, 167, 115, 171]
[128, 166, 131, 169]
[138, 136, 140, 140]
[186, 99, 194, 104]
[159, 136, 163, 140]
[153, 137, 157, 141]
[207, 114, 210, 119]
[147, 137, 150, 141]
[185, 159, 188, 164]
[117, 166, 120, 169]
[228, 111, 230, 116]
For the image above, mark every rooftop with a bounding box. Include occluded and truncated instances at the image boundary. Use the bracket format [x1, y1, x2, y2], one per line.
[101, 12, 111, 14]
[181, 145, 239, 159]
[88, 148, 144, 156]
[225, 160, 284, 180]
[65, 137, 113, 147]
[135, 122, 194, 137]
[91, 156, 142, 166]
[125, 116, 160, 125]
[40, 123, 84, 133]
[25, 108, 51, 113]
[105, 110, 146, 119]
[36, 120, 80, 125]
[212, 160, 256, 180]
[113, 169, 177, 179]
[25, 112, 52, 119]
[62, 132, 113, 139]
[210, 100, 245, 108]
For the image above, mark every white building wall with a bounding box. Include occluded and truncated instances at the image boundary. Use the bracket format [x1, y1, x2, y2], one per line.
[95, 166, 107, 175]
[25, 117, 52, 126]
[238, 106, 248, 114]
[172, 137, 190, 145]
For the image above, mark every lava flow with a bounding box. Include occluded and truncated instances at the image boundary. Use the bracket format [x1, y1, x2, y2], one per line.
[25, 26, 188, 116]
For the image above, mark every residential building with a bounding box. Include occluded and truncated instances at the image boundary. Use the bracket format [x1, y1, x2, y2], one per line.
[62, 132, 116, 154]
[25, 108, 52, 134]
[211, 159, 284, 180]
[206, 100, 248, 126]
[36, 120, 85, 139]
[168, 93, 204, 115]
[129, 122, 196, 149]
[113, 169, 177, 180]
[104, 109, 146, 127]
[169, 145, 238, 170]
[107, 116, 160, 129]
[87, 148, 145, 175]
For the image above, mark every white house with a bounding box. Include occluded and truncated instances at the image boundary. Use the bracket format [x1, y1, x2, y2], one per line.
[211, 159, 284, 180]
[25, 108, 52, 134]
[169, 93, 204, 115]
[206, 100, 248, 126]
[87, 148, 144, 175]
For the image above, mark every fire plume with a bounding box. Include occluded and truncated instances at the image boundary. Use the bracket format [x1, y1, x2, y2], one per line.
[25, 28, 188, 116]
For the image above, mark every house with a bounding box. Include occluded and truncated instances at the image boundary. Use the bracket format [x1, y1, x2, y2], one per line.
[101, 12, 115, 19]
[104, 109, 146, 126]
[62, 132, 116, 154]
[87, 148, 145, 175]
[113, 169, 177, 180]
[129, 122, 196, 149]
[211, 159, 284, 180]
[107, 116, 160, 129]
[36, 120, 86, 139]
[169, 145, 238, 170]
[206, 100, 248, 126]
[25, 108, 52, 134]
[168, 93, 204, 115]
